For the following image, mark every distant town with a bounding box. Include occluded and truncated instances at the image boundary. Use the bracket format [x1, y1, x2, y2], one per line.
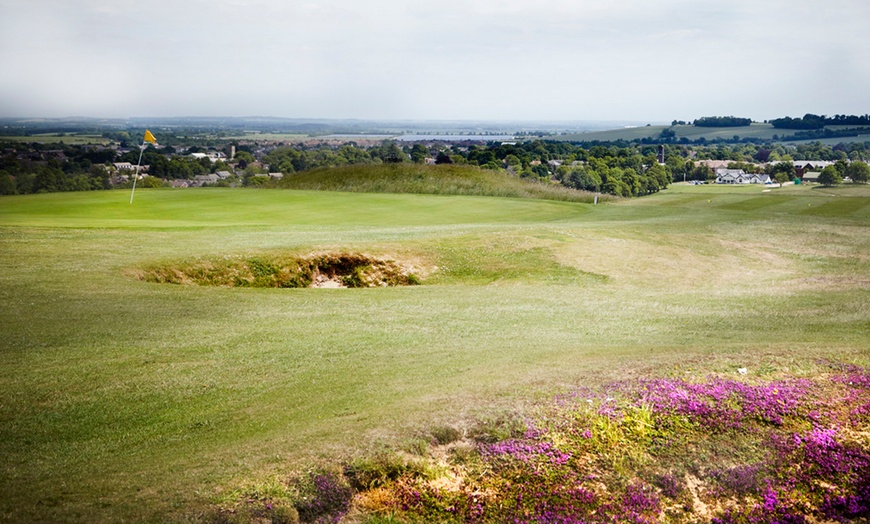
[1, 114, 868, 197]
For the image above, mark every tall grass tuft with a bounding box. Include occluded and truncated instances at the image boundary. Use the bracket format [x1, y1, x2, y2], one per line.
[140, 252, 421, 288]
[275, 163, 608, 203]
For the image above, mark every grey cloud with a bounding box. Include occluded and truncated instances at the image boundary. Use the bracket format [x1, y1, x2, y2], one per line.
[0, 0, 867, 120]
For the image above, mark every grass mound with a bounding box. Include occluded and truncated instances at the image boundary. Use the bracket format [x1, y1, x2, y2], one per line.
[214, 363, 870, 523]
[139, 252, 423, 288]
[275, 163, 607, 203]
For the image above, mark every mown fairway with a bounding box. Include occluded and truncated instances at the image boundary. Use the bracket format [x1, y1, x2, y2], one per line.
[1, 184, 868, 522]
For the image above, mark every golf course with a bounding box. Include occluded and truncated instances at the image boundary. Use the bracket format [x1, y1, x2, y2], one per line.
[1, 180, 869, 522]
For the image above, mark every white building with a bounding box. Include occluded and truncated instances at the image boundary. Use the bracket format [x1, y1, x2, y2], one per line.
[714, 168, 771, 184]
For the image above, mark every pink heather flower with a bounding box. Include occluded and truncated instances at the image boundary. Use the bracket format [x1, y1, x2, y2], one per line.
[806, 427, 838, 448]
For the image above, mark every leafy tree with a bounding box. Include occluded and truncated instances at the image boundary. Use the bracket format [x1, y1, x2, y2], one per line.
[642, 164, 671, 194]
[338, 145, 371, 165]
[0, 171, 16, 195]
[482, 160, 502, 171]
[308, 149, 343, 168]
[264, 147, 305, 173]
[844, 161, 870, 183]
[564, 167, 601, 192]
[244, 175, 270, 187]
[754, 149, 772, 162]
[664, 154, 687, 181]
[435, 152, 453, 165]
[233, 150, 255, 164]
[15, 172, 35, 194]
[690, 164, 714, 182]
[504, 154, 522, 168]
[766, 162, 795, 185]
[410, 144, 429, 164]
[467, 147, 496, 166]
[531, 163, 549, 179]
[244, 163, 266, 177]
[67, 174, 93, 192]
[145, 155, 170, 178]
[33, 166, 64, 192]
[88, 165, 111, 189]
[817, 166, 842, 186]
[377, 141, 406, 163]
[211, 160, 232, 174]
[136, 175, 164, 188]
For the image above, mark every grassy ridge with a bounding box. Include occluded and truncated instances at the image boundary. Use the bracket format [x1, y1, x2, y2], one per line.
[556, 122, 870, 144]
[0, 184, 868, 522]
[556, 123, 779, 142]
[275, 163, 606, 203]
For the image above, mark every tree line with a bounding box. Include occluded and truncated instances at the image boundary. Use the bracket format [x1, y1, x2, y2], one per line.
[3, 138, 869, 197]
[692, 116, 753, 127]
[770, 114, 870, 130]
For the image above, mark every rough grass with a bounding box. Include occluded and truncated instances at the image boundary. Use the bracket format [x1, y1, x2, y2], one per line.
[0, 184, 868, 522]
[330, 365, 870, 523]
[140, 252, 424, 288]
[275, 163, 607, 203]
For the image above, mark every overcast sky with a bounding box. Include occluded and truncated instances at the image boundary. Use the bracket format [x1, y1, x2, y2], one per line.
[0, 0, 868, 122]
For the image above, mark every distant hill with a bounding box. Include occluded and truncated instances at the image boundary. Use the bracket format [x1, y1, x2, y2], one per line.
[274, 163, 607, 203]
[555, 122, 870, 144]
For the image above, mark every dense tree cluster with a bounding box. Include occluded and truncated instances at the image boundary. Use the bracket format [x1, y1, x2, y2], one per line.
[0, 145, 113, 195]
[693, 116, 753, 127]
[770, 114, 870, 130]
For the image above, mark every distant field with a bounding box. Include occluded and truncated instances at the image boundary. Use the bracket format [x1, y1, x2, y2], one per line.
[0, 134, 112, 145]
[556, 124, 672, 142]
[557, 123, 870, 144]
[783, 133, 870, 145]
[219, 133, 311, 141]
[557, 123, 781, 142]
[1, 184, 868, 522]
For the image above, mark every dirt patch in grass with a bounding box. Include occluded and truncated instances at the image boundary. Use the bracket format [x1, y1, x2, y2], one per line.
[136, 252, 428, 288]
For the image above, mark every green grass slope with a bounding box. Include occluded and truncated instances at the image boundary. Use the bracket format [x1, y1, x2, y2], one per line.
[557, 123, 781, 142]
[0, 184, 868, 522]
[274, 163, 604, 202]
[0, 187, 593, 229]
[557, 122, 870, 144]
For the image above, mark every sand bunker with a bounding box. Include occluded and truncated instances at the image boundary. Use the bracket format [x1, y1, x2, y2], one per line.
[138, 252, 423, 288]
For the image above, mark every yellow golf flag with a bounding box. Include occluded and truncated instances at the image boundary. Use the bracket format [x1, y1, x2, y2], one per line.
[143, 129, 157, 144]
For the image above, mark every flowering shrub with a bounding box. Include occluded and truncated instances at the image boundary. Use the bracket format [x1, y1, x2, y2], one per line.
[342, 364, 870, 523]
[625, 377, 813, 428]
[218, 363, 870, 523]
[294, 471, 353, 524]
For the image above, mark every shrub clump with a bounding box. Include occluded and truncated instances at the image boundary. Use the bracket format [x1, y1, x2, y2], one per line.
[294, 471, 353, 524]
[357, 365, 870, 522]
[214, 363, 870, 523]
[139, 252, 423, 288]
